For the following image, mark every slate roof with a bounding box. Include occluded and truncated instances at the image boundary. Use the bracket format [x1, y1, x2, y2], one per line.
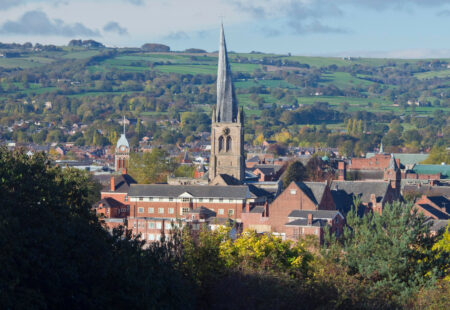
[288, 210, 341, 219]
[94, 197, 125, 209]
[285, 218, 329, 227]
[330, 181, 389, 215]
[103, 174, 137, 193]
[403, 185, 450, 197]
[128, 184, 255, 199]
[389, 154, 398, 170]
[330, 181, 389, 203]
[428, 196, 450, 213]
[417, 204, 449, 219]
[295, 181, 328, 205]
[366, 153, 429, 165]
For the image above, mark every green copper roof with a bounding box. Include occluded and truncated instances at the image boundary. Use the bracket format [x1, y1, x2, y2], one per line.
[412, 164, 450, 179]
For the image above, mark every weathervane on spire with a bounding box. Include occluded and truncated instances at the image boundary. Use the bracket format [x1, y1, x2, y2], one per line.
[123, 115, 126, 135]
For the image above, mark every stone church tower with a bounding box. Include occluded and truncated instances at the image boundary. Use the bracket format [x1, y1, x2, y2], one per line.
[209, 25, 245, 183]
[115, 116, 130, 172]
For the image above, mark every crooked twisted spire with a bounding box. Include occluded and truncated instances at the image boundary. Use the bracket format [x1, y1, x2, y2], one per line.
[215, 24, 238, 123]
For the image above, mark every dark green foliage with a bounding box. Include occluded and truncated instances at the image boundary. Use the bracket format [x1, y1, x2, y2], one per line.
[324, 202, 443, 304]
[0, 148, 192, 309]
[282, 160, 306, 188]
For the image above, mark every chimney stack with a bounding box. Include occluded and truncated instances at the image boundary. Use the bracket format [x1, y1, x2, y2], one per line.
[110, 175, 115, 192]
[307, 213, 313, 226]
[121, 168, 127, 175]
[338, 161, 346, 181]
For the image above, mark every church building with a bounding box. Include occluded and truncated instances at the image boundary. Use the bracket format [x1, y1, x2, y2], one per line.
[209, 24, 245, 184]
[115, 117, 130, 172]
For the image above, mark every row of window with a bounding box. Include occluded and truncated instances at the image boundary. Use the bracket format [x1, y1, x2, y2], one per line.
[137, 207, 175, 214]
[134, 222, 178, 230]
[131, 197, 242, 203]
[136, 207, 235, 216]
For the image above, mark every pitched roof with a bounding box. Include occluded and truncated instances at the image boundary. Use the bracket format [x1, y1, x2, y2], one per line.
[103, 174, 137, 193]
[389, 154, 398, 170]
[294, 181, 327, 205]
[94, 197, 125, 209]
[412, 164, 450, 179]
[330, 181, 389, 215]
[330, 181, 389, 203]
[128, 184, 255, 199]
[285, 218, 329, 227]
[428, 196, 450, 213]
[288, 210, 341, 219]
[417, 204, 449, 220]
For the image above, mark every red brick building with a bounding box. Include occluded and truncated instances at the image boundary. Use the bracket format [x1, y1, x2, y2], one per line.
[241, 181, 338, 242]
[284, 210, 345, 243]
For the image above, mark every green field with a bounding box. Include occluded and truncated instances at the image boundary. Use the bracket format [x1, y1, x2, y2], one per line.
[414, 69, 450, 80]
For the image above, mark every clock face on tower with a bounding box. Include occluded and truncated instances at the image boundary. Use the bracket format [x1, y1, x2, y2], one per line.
[120, 146, 126, 152]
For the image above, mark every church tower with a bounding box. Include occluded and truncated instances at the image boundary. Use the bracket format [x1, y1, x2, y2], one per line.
[384, 154, 401, 190]
[115, 116, 130, 172]
[209, 24, 245, 183]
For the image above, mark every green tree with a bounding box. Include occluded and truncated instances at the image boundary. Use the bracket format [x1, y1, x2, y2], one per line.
[128, 149, 173, 183]
[0, 148, 192, 309]
[327, 202, 443, 304]
[422, 145, 449, 164]
[282, 160, 306, 188]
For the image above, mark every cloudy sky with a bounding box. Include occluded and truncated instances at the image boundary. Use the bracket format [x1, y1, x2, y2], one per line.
[1, 0, 450, 58]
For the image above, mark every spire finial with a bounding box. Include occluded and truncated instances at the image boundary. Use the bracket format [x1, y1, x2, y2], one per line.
[123, 115, 126, 135]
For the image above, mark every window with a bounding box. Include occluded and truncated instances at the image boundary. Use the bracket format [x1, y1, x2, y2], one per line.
[158, 208, 164, 214]
[148, 207, 154, 213]
[138, 207, 144, 213]
[148, 234, 155, 241]
[156, 234, 161, 241]
[290, 190, 297, 195]
[209, 198, 213, 202]
[139, 197, 143, 201]
[198, 198, 203, 202]
[182, 197, 190, 202]
[168, 208, 174, 214]
[165, 223, 171, 230]
[218, 209, 224, 215]
[149, 197, 153, 201]
[169, 197, 173, 202]
[124, 196, 128, 202]
[218, 136, 224, 152]
[192, 224, 200, 230]
[148, 222, 155, 229]
[228, 209, 234, 216]
[133, 222, 136, 228]
[219, 198, 223, 202]
[182, 207, 189, 215]
[226, 136, 232, 152]
[156, 222, 162, 229]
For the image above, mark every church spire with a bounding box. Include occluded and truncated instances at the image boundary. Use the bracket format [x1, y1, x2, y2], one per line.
[215, 23, 237, 123]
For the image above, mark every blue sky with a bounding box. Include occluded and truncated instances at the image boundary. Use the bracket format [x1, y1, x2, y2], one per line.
[1, 0, 450, 58]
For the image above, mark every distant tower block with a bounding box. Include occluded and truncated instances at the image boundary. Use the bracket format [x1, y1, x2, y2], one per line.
[209, 24, 245, 182]
[115, 116, 130, 172]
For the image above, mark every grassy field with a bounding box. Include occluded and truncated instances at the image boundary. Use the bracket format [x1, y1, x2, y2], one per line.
[414, 69, 450, 80]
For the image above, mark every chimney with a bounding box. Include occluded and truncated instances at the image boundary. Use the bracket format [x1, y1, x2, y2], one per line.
[338, 161, 346, 181]
[110, 175, 115, 192]
[307, 213, 313, 225]
[421, 194, 427, 200]
[245, 203, 250, 213]
[370, 193, 376, 203]
[121, 168, 127, 175]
